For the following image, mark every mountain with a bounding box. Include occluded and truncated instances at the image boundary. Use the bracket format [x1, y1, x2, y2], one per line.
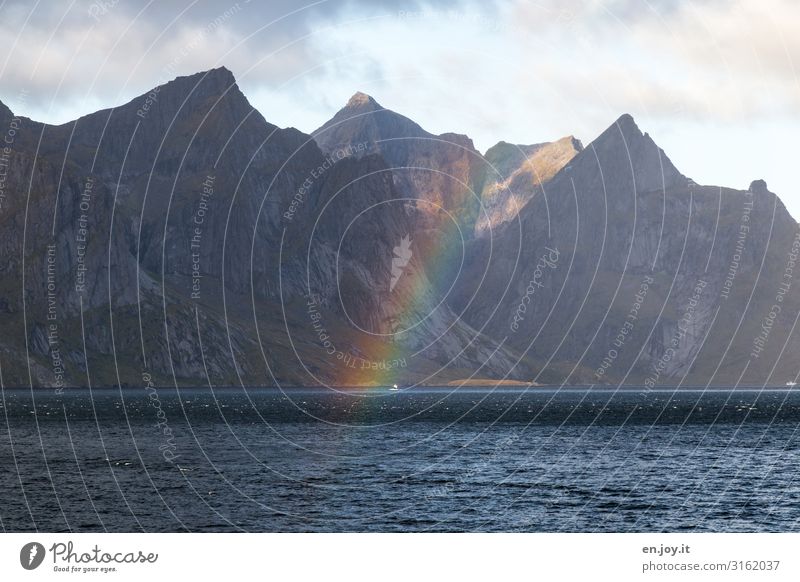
[0, 70, 529, 388]
[313, 91, 483, 231]
[0, 70, 797, 389]
[1, 67, 324, 385]
[475, 136, 583, 236]
[451, 114, 800, 385]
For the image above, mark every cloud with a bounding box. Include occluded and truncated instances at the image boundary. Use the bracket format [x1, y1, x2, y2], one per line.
[0, 1, 268, 118]
[0, 0, 468, 121]
[0, 0, 797, 216]
[0, 0, 393, 120]
[3, 0, 798, 125]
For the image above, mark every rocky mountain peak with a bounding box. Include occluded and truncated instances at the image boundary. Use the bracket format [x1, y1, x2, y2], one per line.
[591, 113, 651, 147]
[614, 112, 639, 133]
[475, 135, 584, 235]
[170, 66, 236, 91]
[749, 179, 769, 194]
[439, 131, 475, 151]
[42, 64, 274, 176]
[550, 135, 584, 157]
[567, 135, 584, 152]
[346, 91, 381, 110]
[582, 113, 684, 193]
[62, 65, 251, 135]
[313, 93, 430, 153]
[151, 66, 243, 110]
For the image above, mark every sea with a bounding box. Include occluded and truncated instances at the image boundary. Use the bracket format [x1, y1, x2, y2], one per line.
[1, 386, 799, 532]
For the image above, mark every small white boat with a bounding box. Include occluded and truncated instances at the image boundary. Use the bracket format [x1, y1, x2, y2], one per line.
[787, 381, 797, 387]
[389, 384, 400, 391]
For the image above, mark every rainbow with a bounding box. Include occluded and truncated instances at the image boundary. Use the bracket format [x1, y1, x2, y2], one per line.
[331, 193, 475, 388]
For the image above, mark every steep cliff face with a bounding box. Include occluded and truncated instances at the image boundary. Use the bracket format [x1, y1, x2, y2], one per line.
[475, 136, 583, 236]
[0, 71, 797, 388]
[0, 68, 314, 386]
[312, 92, 484, 231]
[310, 93, 512, 371]
[0, 70, 530, 388]
[452, 114, 800, 385]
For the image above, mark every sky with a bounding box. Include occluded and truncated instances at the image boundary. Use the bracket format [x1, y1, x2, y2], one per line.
[0, 0, 797, 218]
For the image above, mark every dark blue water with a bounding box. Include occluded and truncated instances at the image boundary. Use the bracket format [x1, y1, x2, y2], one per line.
[2, 387, 800, 532]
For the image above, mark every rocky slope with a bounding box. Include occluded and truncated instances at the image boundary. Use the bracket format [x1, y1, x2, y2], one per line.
[313, 92, 483, 225]
[451, 114, 800, 385]
[0, 69, 529, 388]
[474, 136, 583, 236]
[0, 71, 797, 388]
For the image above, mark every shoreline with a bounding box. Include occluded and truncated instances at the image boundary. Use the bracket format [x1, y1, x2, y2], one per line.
[4, 384, 799, 391]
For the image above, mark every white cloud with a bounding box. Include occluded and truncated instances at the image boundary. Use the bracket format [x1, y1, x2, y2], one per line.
[0, 0, 797, 216]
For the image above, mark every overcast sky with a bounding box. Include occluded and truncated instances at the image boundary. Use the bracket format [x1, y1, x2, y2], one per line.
[1, 0, 797, 218]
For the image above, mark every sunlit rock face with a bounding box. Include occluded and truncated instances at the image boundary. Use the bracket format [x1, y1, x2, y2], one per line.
[452, 114, 800, 385]
[474, 136, 583, 237]
[0, 70, 797, 388]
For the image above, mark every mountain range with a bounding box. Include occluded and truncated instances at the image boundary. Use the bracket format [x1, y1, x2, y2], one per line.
[0, 66, 797, 388]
